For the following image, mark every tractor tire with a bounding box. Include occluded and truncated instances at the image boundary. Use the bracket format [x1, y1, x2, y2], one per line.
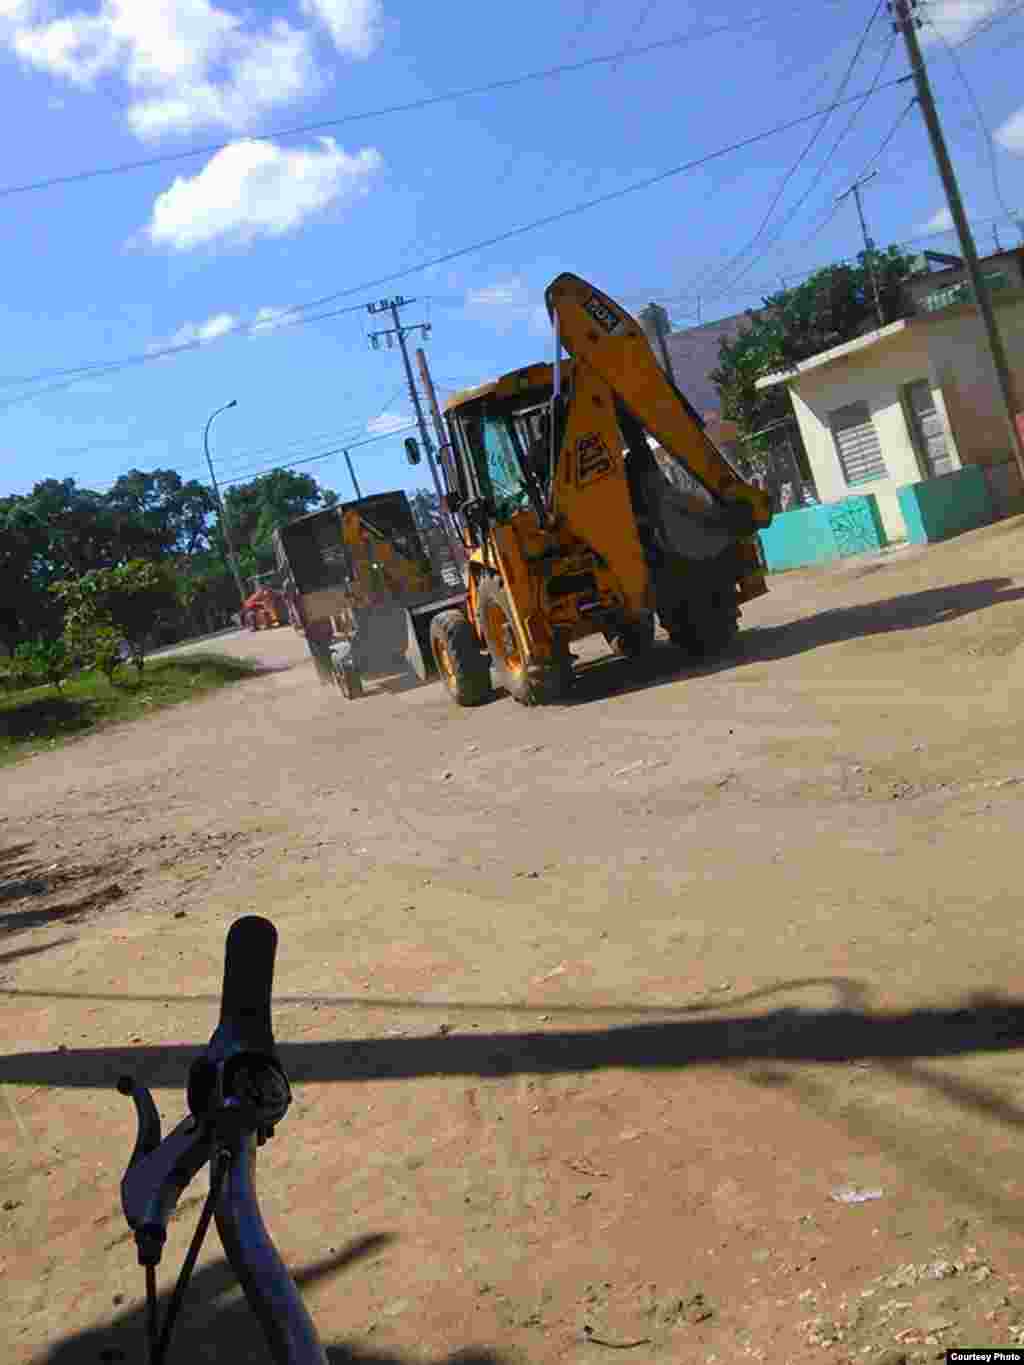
[430, 610, 491, 707]
[605, 616, 656, 659]
[476, 575, 571, 706]
[663, 591, 740, 659]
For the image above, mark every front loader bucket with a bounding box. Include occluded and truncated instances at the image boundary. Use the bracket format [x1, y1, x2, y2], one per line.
[348, 604, 410, 677]
[404, 593, 469, 682]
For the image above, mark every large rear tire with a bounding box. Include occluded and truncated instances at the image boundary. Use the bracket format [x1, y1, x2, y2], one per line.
[476, 576, 570, 706]
[430, 610, 491, 707]
[664, 591, 740, 659]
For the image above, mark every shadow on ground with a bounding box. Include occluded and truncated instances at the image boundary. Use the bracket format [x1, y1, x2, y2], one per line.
[3, 979, 1022, 1097]
[562, 577, 1024, 706]
[40, 1232, 506, 1365]
[0, 841, 128, 937]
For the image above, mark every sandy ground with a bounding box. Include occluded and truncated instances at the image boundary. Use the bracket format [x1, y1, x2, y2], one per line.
[5, 523, 1024, 1364]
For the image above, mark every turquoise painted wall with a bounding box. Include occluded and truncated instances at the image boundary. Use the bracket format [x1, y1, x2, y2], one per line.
[758, 494, 888, 572]
[896, 465, 993, 544]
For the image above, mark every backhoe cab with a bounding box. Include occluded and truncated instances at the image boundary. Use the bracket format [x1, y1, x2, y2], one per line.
[430, 273, 773, 707]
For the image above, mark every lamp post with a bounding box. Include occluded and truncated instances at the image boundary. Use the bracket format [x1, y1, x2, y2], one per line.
[203, 399, 247, 608]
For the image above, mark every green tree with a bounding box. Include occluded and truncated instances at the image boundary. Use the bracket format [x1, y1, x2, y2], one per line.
[711, 246, 916, 439]
[51, 559, 181, 682]
[223, 469, 337, 553]
[11, 638, 72, 692]
[105, 468, 216, 556]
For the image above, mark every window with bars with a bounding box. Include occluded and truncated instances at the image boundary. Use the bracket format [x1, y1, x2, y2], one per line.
[829, 401, 887, 487]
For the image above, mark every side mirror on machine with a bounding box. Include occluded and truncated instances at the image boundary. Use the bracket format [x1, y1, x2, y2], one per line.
[404, 437, 421, 466]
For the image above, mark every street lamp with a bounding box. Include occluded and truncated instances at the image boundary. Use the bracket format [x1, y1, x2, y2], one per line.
[203, 399, 247, 608]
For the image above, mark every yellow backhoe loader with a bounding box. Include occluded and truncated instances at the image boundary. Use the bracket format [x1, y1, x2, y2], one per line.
[427, 273, 774, 707]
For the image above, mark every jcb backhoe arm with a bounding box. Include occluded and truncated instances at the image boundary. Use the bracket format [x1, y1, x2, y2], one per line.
[544, 274, 773, 531]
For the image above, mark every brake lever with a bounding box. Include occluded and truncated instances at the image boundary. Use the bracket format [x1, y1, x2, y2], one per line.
[119, 1077, 213, 1268]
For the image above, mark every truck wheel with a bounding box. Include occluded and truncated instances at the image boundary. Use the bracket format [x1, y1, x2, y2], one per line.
[430, 610, 491, 707]
[477, 576, 570, 706]
[605, 616, 656, 659]
[664, 593, 740, 658]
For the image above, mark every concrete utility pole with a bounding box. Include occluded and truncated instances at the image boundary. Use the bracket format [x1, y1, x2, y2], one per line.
[367, 297, 461, 564]
[415, 346, 467, 569]
[892, 0, 1024, 480]
[835, 169, 885, 328]
[203, 398, 247, 607]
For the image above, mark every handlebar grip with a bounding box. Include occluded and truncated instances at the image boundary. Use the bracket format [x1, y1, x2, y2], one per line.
[219, 916, 277, 1054]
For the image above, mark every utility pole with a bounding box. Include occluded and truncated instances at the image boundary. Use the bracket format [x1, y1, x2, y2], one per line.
[836, 169, 885, 328]
[367, 297, 461, 565]
[203, 398, 247, 608]
[892, 0, 1024, 479]
[638, 303, 676, 383]
[342, 449, 362, 500]
[415, 347, 467, 570]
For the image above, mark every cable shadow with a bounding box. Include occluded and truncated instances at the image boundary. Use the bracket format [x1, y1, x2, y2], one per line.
[0, 973, 836, 1018]
[560, 576, 1024, 706]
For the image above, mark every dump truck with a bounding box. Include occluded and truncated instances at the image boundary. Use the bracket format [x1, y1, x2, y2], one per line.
[427, 272, 774, 707]
[272, 490, 466, 699]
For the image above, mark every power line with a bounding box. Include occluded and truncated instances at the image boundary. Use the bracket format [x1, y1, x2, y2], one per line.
[647, 205, 1018, 313]
[699, 9, 894, 305]
[217, 425, 418, 488]
[693, 2, 887, 302]
[1, 73, 910, 413]
[924, 8, 1016, 224]
[0, 7, 832, 200]
[250, 74, 912, 323]
[948, 0, 1024, 47]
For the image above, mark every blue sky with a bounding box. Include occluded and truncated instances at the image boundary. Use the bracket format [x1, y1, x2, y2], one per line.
[1, 0, 1023, 505]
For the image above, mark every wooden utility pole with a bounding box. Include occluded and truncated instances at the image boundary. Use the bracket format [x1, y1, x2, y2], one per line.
[836, 169, 884, 328]
[342, 448, 362, 499]
[892, 0, 1024, 478]
[415, 347, 467, 570]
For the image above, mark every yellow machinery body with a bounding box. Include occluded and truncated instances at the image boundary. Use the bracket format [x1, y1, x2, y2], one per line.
[430, 273, 774, 706]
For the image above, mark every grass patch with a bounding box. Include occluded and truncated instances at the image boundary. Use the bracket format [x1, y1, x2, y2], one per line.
[0, 652, 259, 767]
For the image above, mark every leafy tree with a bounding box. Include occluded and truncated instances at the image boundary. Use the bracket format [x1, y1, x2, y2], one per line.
[710, 246, 916, 440]
[51, 559, 181, 682]
[223, 469, 337, 553]
[11, 638, 72, 692]
[105, 468, 216, 556]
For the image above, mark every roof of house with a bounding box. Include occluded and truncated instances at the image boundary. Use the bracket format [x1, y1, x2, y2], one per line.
[662, 311, 752, 416]
[755, 319, 910, 389]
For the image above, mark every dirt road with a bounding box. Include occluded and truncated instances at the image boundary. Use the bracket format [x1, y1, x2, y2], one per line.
[5, 521, 1024, 1364]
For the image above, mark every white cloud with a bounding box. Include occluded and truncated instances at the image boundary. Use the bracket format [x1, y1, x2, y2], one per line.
[919, 0, 1006, 45]
[250, 305, 291, 333]
[366, 410, 412, 435]
[996, 106, 1024, 154]
[301, 0, 382, 58]
[464, 277, 551, 337]
[918, 206, 954, 234]
[6, 1, 326, 140]
[147, 304, 297, 353]
[142, 136, 382, 250]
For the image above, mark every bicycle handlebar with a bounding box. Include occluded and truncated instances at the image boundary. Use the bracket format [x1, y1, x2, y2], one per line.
[119, 916, 327, 1365]
[218, 915, 277, 1055]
